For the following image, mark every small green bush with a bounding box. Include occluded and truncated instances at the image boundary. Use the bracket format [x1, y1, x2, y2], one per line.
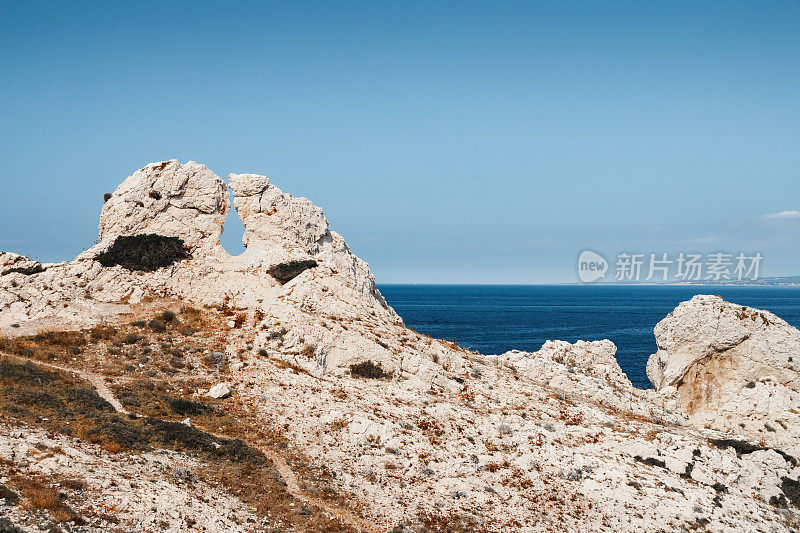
[95, 234, 190, 272]
[350, 360, 389, 379]
[0, 483, 19, 505]
[148, 319, 167, 333]
[268, 259, 318, 284]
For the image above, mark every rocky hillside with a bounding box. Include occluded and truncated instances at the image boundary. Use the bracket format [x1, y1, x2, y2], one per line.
[0, 161, 798, 532]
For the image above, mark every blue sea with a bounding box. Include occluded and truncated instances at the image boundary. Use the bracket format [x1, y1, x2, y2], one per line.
[378, 285, 800, 389]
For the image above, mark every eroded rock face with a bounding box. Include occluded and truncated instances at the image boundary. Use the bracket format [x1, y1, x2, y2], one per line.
[0, 253, 44, 276]
[0, 161, 407, 382]
[228, 171, 394, 315]
[228, 173, 328, 253]
[503, 340, 631, 387]
[2, 162, 800, 529]
[647, 295, 800, 454]
[496, 340, 684, 424]
[87, 160, 230, 258]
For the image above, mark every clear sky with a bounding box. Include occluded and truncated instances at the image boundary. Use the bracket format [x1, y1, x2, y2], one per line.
[1, 1, 798, 283]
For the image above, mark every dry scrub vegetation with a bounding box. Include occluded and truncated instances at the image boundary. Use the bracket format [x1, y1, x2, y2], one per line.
[0, 305, 357, 531]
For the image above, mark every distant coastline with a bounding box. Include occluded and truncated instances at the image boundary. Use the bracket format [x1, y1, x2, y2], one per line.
[380, 278, 800, 287]
[587, 275, 800, 287]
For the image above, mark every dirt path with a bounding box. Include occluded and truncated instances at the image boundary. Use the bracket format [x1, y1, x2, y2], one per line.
[255, 444, 378, 533]
[2, 353, 130, 414]
[0, 351, 379, 533]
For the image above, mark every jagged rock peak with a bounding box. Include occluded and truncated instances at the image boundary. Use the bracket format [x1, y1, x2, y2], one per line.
[2, 160, 400, 354]
[228, 172, 330, 253]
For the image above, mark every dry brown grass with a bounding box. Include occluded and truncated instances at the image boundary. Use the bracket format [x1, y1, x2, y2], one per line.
[300, 343, 316, 358]
[5, 472, 81, 524]
[269, 357, 314, 376]
[112, 373, 359, 531]
[0, 355, 353, 531]
[103, 441, 123, 454]
[30, 330, 87, 347]
[0, 306, 369, 531]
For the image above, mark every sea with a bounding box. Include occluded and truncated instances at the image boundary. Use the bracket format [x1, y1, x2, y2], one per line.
[378, 285, 800, 389]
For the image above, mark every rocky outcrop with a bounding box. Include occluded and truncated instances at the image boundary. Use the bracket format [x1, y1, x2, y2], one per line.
[647, 295, 800, 455]
[228, 172, 389, 306]
[0, 253, 44, 276]
[228, 173, 328, 254]
[1, 162, 800, 530]
[0, 161, 413, 383]
[496, 340, 683, 424]
[83, 160, 230, 259]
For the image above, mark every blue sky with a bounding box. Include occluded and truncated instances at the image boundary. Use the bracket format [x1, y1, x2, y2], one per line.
[1, 1, 798, 283]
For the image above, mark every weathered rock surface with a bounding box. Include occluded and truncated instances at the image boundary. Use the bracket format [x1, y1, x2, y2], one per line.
[648, 295, 800, 455]
[206, 383, 231, 399]
[228, 172, 328, 254]
[0, 253, 44, 276]
[0, 424, 257, 532]
[83, 160, 230, 259]
[229, 171, 392, 308]
[496, 340, 684, 424]
[0, 161, 415, 384]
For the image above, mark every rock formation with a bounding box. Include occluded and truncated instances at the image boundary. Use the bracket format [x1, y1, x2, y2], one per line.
[647, 295, 800, 455]
[0, 160, 430, 385]
[228, 172, 328, 254]
[84, 160, 230, 259]
[0, 253, 44, 276]
[495, 340, 684, 424]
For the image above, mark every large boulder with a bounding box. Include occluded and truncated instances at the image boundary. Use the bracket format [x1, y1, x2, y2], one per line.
[85, 160, 230, 258]
[647, 295, 800, 454]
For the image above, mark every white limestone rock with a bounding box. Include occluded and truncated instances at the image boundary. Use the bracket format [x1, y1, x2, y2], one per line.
[1, 161, 800, 529]
[0, 423, 258, 531]
[228, 172, 391, 309]
[647, 295, 800, 454]
[497, 340, 684, 424]
[0, 252, 44, 276]
[206, 383, 231, 399]
[0, 161, 399, 346]
[228, 172, 327, 253]
[84, 160, 230, 259]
